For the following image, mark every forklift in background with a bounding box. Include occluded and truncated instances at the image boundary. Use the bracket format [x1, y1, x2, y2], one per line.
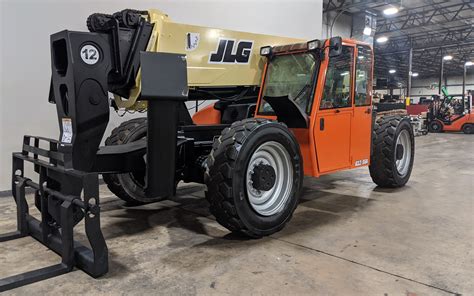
[428, 87, 474, 134]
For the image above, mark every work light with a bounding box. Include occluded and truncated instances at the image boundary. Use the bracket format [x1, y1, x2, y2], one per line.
[260, 46, 272, 56]
[307, 39, 320, 50]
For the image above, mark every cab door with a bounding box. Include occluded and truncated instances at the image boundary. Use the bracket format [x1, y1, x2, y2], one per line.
[351, 45, 373, 167]
[314, 45, 355, 173]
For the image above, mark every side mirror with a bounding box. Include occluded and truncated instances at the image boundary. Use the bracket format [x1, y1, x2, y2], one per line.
[329, 36, 342, 57]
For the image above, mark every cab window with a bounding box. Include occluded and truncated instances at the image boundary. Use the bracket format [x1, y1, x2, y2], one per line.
[320, 46, 353, 109]
[259, 53, 317, 115]
[355, 45, 372, 106]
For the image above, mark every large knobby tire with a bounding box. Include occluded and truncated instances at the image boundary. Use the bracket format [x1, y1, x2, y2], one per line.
[102, 117, 149, 204]
[369, 115, 415, 188]
[428, 120, 443, 133]
[462, 123, 473, 134]
[205, 118, 303, 238]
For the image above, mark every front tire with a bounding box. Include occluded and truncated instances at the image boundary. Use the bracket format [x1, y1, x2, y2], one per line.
[205, 118, 303, 238]
[369, 115, 415, 188]
[462, 123, 473, 134]
[102, 118, 161, 205]
[428, 120, 443, 133]
[103, 118, 147, 204]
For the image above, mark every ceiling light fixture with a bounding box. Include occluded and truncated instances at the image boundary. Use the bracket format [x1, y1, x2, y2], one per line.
[443, 55, 453, 61]
[383, 7, 399, 15]
[389, 69, 396, 74]
[376, 36, 388, 43]
[411, 72, 419, 77]
[465, 61, 473, 66]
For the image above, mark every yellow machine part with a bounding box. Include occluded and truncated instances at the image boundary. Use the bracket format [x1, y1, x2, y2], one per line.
[115, 9, 304, 110]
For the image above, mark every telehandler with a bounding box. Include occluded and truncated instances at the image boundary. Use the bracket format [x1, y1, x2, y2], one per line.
[0, 9, 414, 291]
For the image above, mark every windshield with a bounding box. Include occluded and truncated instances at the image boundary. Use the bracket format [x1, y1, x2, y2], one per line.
[259, 53, 317, 114]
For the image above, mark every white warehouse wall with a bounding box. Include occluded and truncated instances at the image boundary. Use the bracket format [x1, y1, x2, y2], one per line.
[0, 0, 323, 191]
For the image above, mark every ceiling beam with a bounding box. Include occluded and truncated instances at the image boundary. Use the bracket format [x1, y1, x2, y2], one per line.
[376, 2, 470, 34]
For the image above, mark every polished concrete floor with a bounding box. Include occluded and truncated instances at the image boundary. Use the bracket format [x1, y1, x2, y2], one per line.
[0, 133, 472, 295]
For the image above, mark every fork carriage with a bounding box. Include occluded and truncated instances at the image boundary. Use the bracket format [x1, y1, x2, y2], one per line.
[1, 136, 107, 291]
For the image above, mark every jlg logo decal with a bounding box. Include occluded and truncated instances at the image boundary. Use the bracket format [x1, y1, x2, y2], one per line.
[209, 38, 253, 64]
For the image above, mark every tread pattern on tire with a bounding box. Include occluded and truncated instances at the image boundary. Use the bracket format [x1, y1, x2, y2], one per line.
[205, 118, 275, 238]
[103, 117, 147, 203]
[369, 115, 408, 188]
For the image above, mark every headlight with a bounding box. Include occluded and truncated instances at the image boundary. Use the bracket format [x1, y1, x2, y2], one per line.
[260, 46, 271, 56]
[307, 39, 320, 50]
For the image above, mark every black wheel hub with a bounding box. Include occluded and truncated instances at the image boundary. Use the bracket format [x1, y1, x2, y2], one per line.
[396, 144, 404, 160]
[251, 164, 276, 191]
[431, 122, 440, 131]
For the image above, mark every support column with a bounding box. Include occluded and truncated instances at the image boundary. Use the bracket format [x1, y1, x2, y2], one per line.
[439, 52, 444, 95]
[463, 64, 467, 101]
[407, 47, 413, 105]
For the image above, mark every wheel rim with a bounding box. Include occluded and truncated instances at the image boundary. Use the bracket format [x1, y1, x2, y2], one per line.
[246, 141, 293, 216]
[395, 129, 412, 177]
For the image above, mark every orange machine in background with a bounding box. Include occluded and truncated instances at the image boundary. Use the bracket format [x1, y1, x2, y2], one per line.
[427, 91, 474, 134]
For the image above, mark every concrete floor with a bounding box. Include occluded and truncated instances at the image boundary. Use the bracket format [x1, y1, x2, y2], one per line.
[0, 133, 472, 295]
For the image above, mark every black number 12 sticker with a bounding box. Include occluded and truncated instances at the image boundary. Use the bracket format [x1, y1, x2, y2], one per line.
[80, 45, 100, 65]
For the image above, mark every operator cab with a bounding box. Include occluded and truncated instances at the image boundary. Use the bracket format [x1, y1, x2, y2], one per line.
[256, 37, 374, 175]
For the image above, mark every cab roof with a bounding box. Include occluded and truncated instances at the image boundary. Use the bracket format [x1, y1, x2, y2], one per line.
[270, 37, 372, 55]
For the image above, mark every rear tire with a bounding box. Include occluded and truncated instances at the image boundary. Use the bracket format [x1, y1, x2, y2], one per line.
[103, 118, 149, 205]
[462, 123, 473, 134]
[205, 118, 303, 238]
[369, 115, 415, 188]
[428, 120, 443, 133]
